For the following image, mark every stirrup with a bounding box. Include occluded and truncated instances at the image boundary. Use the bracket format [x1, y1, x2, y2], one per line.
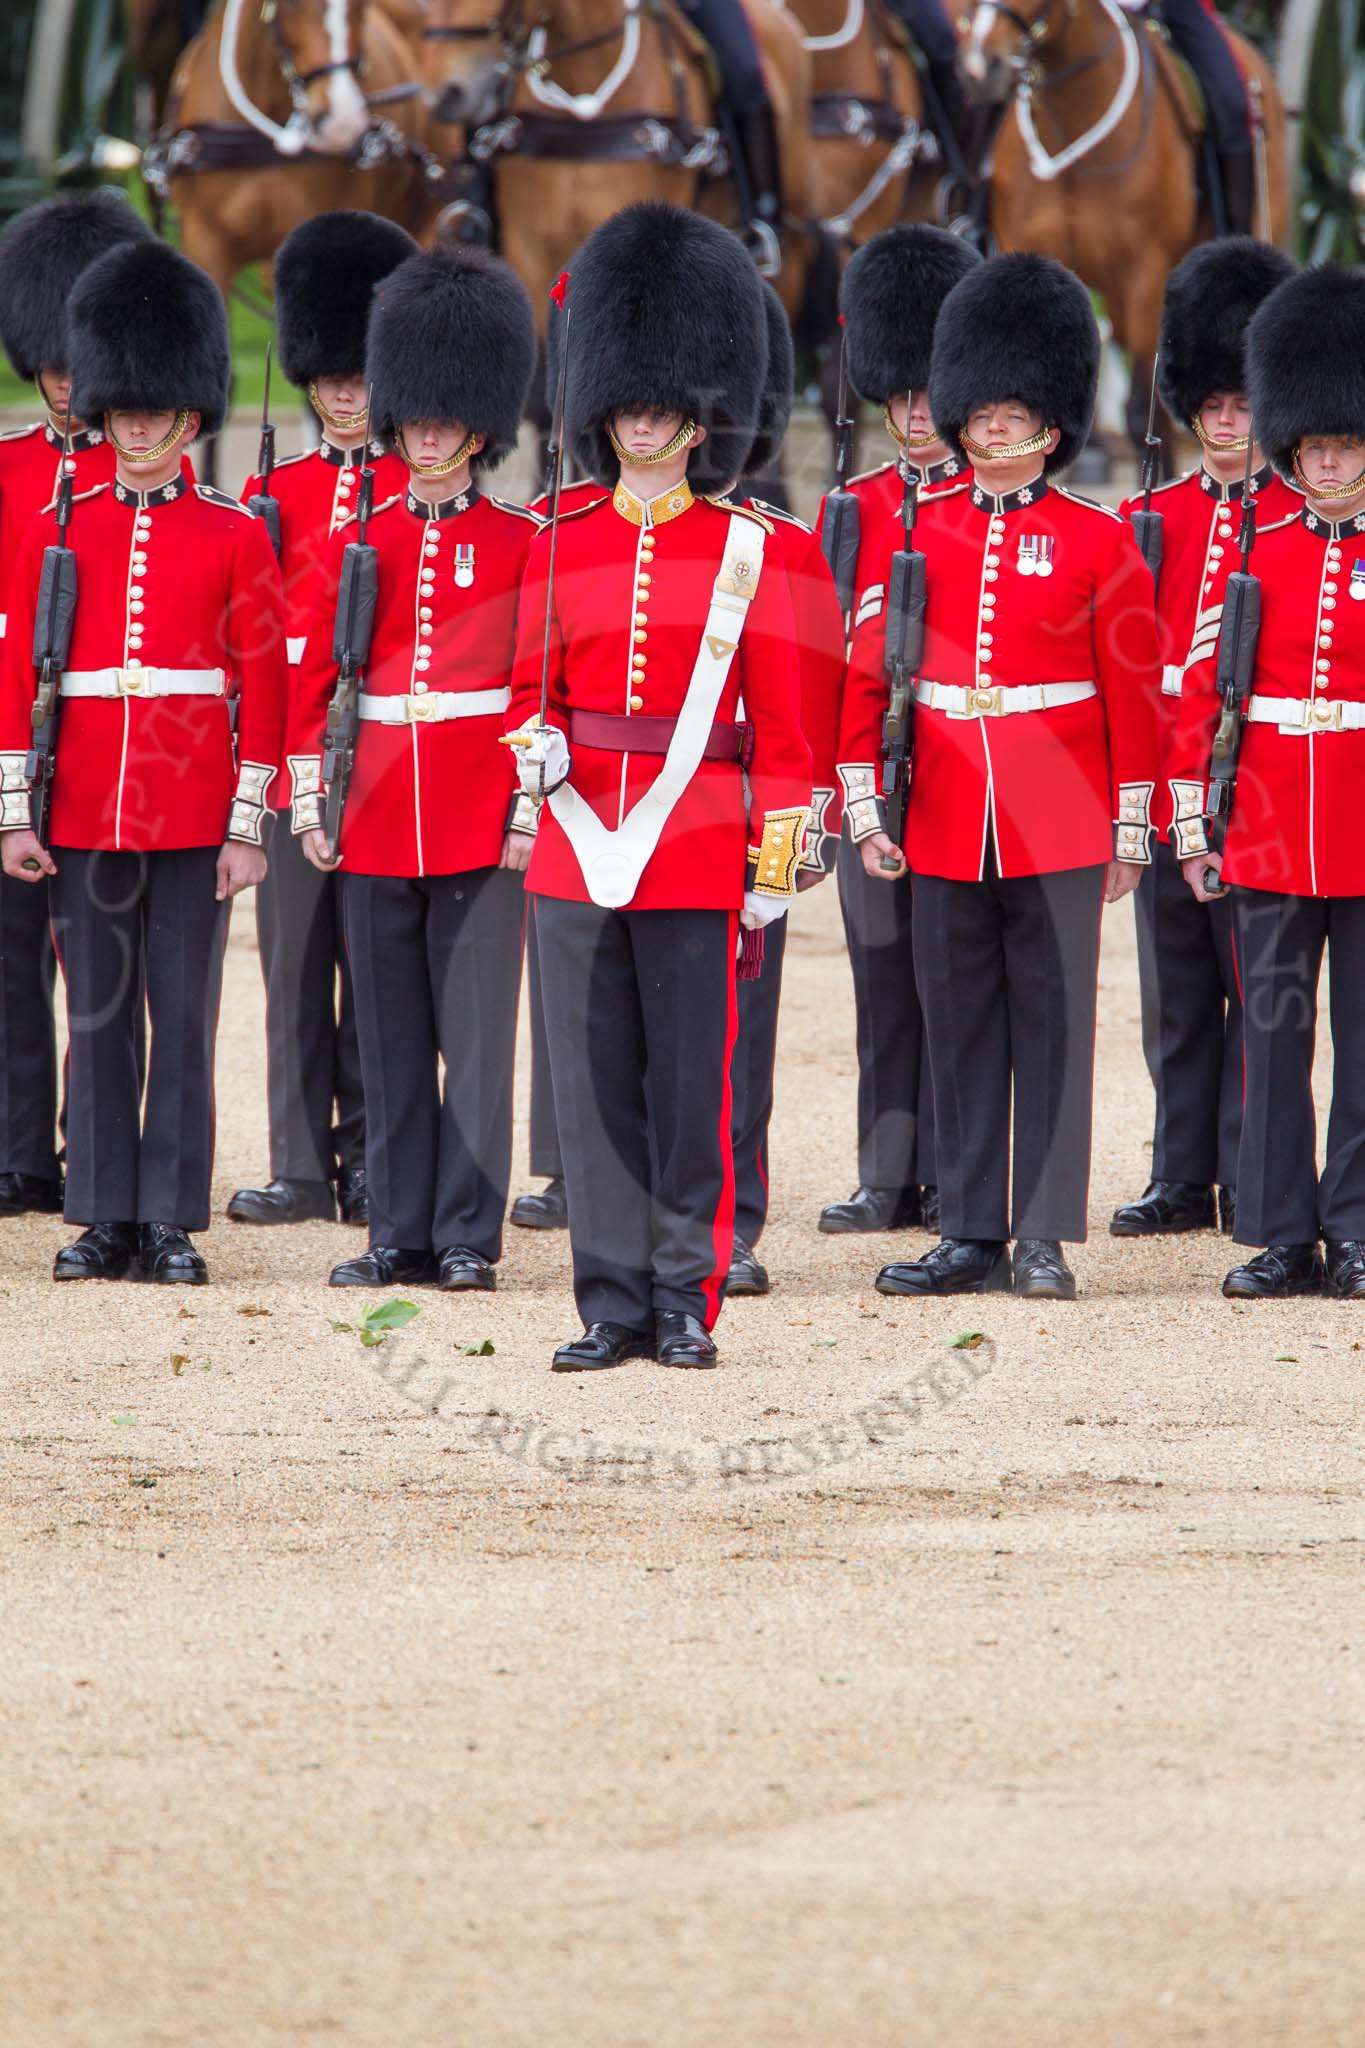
[742, 217, 782, 278]
[433, 199, 495, 249]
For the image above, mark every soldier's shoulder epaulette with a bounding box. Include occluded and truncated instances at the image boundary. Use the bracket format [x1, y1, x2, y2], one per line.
[44, 482, 108, 515]
[1054, 486, 1123, 523]
[337, 491, 404, 531]
[934, 478, 973, 500]
[536, 496, 607, 533]
[488, 495, 543, 525]
[747, 497, 813, 534]
[1258, 511, 1300, 536]
[195, 482, 253, 517]
[704, 495, 774, 534]
[1147, 472, 1192, 498]
[0, 421, 42, 445]
[848, 460, 894, 487]
[271, 450, 311, 473]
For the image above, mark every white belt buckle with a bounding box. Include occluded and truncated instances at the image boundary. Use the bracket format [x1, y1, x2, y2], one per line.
[1312, 697, 1343, 731]
[405, 692, 438, 723]
[970, 685, 1002, 716]
[117, 667, 148, 697]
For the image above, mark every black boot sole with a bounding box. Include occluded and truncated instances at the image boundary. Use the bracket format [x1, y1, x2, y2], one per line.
[53, 1261, 133, 1282]
[875, 1261, 1012, 1298]
[509, 1207, 568, 1232]
[551, 1340, 654, 1372]
[1109, 1209, 1217, 1238]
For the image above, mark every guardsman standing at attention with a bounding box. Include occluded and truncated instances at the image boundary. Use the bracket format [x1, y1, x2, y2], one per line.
[1110, 238, 1298, 1245]
[841, 253, 1161, 1300]
[725, 282, 846, 1298]
[506, 202, 811, 1372]
[0, 240, 287, 1284]
[228, 210, 415, 1231]
[817, 223, 979, 1240]
[288, 245, 540, 1293]
[0, 190, 151, 1222]
[1170, 265, 1365, 1301]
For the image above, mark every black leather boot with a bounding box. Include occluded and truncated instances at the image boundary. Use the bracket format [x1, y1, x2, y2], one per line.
[53, 1221, 137, 1282]
[336, 1166, 369, 1227]
[1218, 1185, 1237, 1236]
[1013, 1238, 1076, 1299]
[1110, 1180, 1217, 1236]
[656, 1311, 719, 1368]
[551, 1322, 655, 1372]
[137, 1224, 208, 1285]
[1324, 1240, 1365, 1298]
[0, 1170, 64, 1217]
[818, 1185, 922, 1234]
[1222, 1243, 1325, 1298]
[1214, 146, 1256, 237]
[226, 1178, 336, 1225]
[330, 1245, 436, 1288]
[726, 1237, 770, 1296]
[436, 1245, 496, 1292]
[726, 103, 782, 273]
[509, 1177, 568, 1230]
[876, 1238, 1011, 1296]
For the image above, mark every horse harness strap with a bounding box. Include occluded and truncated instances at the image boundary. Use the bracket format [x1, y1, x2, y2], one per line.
[465, 108, 724, 172]
[142, 116, 442, 193]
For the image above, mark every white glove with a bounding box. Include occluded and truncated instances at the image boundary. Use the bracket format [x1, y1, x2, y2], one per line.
[741, 890, 789, 932]
[510, 722, 570, 798]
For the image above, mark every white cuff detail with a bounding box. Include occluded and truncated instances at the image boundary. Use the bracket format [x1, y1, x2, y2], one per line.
[838, 762, 886, 844]
[286, 637, 307, 666]
[508, 790, 540, 837]
[0, 752, 32, 828]
[801, 787, 837, 873]
[1114, 780, 1154, 865]
[289, 754, 323, 835]
[1170, 778, 1209, 860]
[228, 761, 276, 845]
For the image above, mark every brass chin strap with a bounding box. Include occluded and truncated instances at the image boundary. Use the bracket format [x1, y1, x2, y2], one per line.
[960, 424, 1055, 463]
[607, 418, 698, 467]
[397, 426, 482, 478]
[309, 382, 368, 434]
[881, 404, 938, 454]
[1191, 416, 1251, 454]
[107, 410, 190, 465]
[1293, 452, 1365, 501]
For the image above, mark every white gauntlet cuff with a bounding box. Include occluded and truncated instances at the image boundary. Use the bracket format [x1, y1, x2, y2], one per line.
[0, 752, 32, 829]
[801, 787, 837, 874]
[289, 755, 323, 835]
[1169, 779, 1210, 860]
[507, 790, 540, 837]
[228, 762, 276, 846]
[1114, 780, 1154, 865]
[838, 763, 887, 844]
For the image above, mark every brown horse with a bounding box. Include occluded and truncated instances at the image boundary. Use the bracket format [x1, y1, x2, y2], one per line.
[785, 0, 926, 246]
[960, 0, 1288, 460]
[159, 0, 438, 312]
[419, 0, 823, 336]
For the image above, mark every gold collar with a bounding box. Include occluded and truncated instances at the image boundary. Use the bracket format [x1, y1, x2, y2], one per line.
[612, 478, 693, 528]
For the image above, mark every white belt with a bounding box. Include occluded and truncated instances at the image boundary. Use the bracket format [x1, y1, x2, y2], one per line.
[1161, 663, 1185, 698]
[60, 667, 226, 699]
[1246, 693, 1365, 733]
[915, 679, 1097, 718]
[357, 686, 510, 726]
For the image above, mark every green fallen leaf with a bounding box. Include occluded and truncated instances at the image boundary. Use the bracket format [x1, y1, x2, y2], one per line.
[111, 1415, 137, 1426]
[458, 1339, 496, 1356]
[1274, 1355, 1299, 1363]
[950, 1331, 987, 1350]
[358, 1328, 385, 1348]
[811, 1339, 839, 1350]
[237, 1304, 271, 1318]
[329, 1320, 354, 1334]
[129, 1475, 156, 1488]
[362, 1299, 421, 1334]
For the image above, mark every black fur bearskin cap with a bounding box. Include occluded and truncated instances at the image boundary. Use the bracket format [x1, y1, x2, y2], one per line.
[274, 210, 418, 389]
[929, 251, 1099, 476]
[1247, 263, 1365, 483]
[564, 202, 767, 493]
[0, 189, 151, 383]
[744, 283, 795, 480]
[366, 244, 536, 469]
[842, 223, 981, 406]
[1158, 237, 1297, 428]
[68, 239, 230, 438]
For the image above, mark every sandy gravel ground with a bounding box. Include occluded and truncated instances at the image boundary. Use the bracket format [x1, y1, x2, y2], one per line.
[4, 416, 1364, 2047]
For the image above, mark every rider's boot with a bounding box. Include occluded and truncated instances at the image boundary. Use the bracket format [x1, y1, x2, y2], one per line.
[726, 102, 784, 276]
[1214, 145, 1257, 237]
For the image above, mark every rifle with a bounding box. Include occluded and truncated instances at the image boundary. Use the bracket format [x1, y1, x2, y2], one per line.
[1202, 433, 1260, 897]
[25, 411, 79, 851]
[878, 411, 927, 870]
[819, 324, 860, 622]
[244, 339, 282, 560]
[319, 383, 378, 859]
[1130, 352, 1163, 586]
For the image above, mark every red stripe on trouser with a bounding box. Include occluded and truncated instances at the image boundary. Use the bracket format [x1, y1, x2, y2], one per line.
[700, 910, 740, 1331]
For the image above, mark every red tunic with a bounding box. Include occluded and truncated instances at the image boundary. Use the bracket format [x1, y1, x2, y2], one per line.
[287, 485, 538, 878]
[1117, 464, 1301, 837]
[507, 485, 812, 912]
[0, 424, 117, 639]
[527, 478, 610, 519]
[1166, 504, 1365, 897]
[839, 475, 1162, 881]
[0, 472, 287, 851]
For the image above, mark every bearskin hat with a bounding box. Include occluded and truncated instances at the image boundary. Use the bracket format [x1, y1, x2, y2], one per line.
[1247, 264, 1365, 484]
[842, 223, 981, 407]
[744, 283, 795, 479]
[274, 210, 417, 389]
[929, 252, 1099, 476]
[0, 189, 151, 383]
[366, 244, 536, 470]
[564, 202, 767, 493]
[68, 240, 230, 438]
[1157, 237, 1296, 429]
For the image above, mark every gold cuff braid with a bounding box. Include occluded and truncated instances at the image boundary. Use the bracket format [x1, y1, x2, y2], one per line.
[748, 807, 809, 897]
